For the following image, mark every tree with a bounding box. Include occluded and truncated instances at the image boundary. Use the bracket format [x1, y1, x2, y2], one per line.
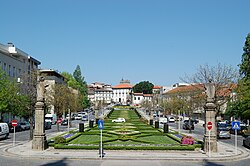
[0, 69, 30, 121]
[237, 33, 250, 119]
[182, 63, 239, 117]
[239, 33, 250, 78]
[133, 81, 154, 94]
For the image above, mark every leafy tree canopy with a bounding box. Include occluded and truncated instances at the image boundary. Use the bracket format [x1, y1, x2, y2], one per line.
[239, 33, 250, 79]
[0, 69, 30, 119]
[61, 65, 90, 109]
[237, 33, 250, 119]
[133, 81, 154, 94]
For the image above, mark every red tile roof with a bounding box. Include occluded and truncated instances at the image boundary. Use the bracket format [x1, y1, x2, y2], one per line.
[165, 84, 204, 94]
[153, 85, 162, 89]
[112, 83, 133, 89]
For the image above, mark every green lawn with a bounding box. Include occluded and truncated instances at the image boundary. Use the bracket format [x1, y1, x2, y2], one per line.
[53, 106, 200, 150]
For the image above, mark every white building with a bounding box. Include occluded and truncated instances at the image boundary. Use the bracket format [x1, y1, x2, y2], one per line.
[133, 93, 144, 105]
[94, 88, 113, 104]
[0, 42, 40, 81]
[112, 83, 133, 105]
[0, 42, 41, 123]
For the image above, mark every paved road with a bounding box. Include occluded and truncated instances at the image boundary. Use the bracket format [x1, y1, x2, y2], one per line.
[167, 122, 245, 149]
[0, 111, 249, 166]
[0, 155, 249, 166]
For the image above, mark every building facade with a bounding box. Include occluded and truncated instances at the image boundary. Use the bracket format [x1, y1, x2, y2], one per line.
[0, 42, 40, 81]
[112, 80, 133, 105]
[0, 42, 41, 123]
[40, 69, 67, 115]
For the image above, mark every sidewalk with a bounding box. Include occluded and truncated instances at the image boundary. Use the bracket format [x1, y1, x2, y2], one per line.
[2, 111, 249, 161]
[2, 138, 249, 161]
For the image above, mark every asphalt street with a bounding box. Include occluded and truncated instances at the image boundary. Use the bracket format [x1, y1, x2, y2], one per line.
[0, 114, 249, 166]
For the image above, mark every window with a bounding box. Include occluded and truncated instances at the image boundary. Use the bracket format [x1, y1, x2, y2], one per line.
[13, 66, 15, 77]
[3, 63, 6, 71]
[134, 97, 136, 100]
[8, 65, 11, 76]
[138, 97, 140, 100]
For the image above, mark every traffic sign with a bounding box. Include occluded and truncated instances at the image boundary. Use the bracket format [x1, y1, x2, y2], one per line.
[12, 120, 18, 127]
[207, 121, 212, 130]
[98, 120, 104, 130]
[232, 121, 241, 130]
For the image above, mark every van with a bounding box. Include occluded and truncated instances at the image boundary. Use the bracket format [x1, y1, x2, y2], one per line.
[45, 114, 57, 125]
[159, 117, 168, 124]
[0, 123, 9, 139]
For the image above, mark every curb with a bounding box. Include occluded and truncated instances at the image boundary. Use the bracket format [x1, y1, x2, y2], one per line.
[3, 143, 249, 161]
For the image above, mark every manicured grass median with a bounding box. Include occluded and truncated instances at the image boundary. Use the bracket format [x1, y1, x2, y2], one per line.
[52, 106, 201, 150]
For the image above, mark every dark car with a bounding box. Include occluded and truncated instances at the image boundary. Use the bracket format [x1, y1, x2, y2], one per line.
[61, 119, 68, 126]
[44, 121, 52, 130]
[20, 121, 30, 130]
[8, 122, 22, 132]
[183, 120, 194, 130]
[243, 136, 250, 149]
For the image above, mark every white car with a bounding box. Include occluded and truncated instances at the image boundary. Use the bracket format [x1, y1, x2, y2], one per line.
[168, 117, 175, 123]
[112, 118, 126, 123]
[74, 115, 82, 120]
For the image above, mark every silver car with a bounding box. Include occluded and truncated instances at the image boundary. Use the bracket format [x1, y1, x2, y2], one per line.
[217, 128, 231, 139]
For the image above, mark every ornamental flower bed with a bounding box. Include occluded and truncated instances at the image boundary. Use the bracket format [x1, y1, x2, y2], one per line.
[63, 133, 75, 139]
[181, 136, 194, 145]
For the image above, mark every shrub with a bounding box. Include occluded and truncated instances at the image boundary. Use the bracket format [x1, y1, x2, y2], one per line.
[54, 136, 66, 144]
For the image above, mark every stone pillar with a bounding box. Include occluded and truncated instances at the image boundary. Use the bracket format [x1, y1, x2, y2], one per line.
[203, 80, 217, 153]
[32, 76, 47, 150]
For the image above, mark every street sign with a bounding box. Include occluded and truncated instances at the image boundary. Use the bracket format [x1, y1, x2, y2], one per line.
[232, 121, 241, 155]
[232, 121, 241, 130]
[98, 120, 104, 130]
[207, 121, 212, 130]
[11, 120, 18, 127]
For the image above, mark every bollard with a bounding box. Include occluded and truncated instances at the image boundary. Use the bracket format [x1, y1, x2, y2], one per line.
[164, 123, 169, 133]
[96, 118, 99, 125]
[150, 119, 153, 125]
[99, 142, 105, 158]
[79, 123, 84, 132]
[89, 120, 94, 128]
[155, 121, 159, 128]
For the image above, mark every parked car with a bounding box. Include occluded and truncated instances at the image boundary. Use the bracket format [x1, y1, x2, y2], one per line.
[0, 123, 9, 139]
[182, 120, 194, 130]
[61, 119, 68, 126]
[243, 136, 250, 149]
[44, 121, 52, 130]
[159, 117, 168, 124]
[8, 122, 22, 132]
[217, 122, 230, 129]
[75, 115, 82, 120]
[82, 115, 88, 121]
[168, 117, 175, 123]
[20, 121, 30, 130]
[217, 127, 231, 139]
[112, 118, 126, 123]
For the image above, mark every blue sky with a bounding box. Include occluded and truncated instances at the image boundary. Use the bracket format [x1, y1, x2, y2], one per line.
[1, 0, 249, 86]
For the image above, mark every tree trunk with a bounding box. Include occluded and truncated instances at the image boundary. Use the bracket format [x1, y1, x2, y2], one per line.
[57, 122, 59, 132]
